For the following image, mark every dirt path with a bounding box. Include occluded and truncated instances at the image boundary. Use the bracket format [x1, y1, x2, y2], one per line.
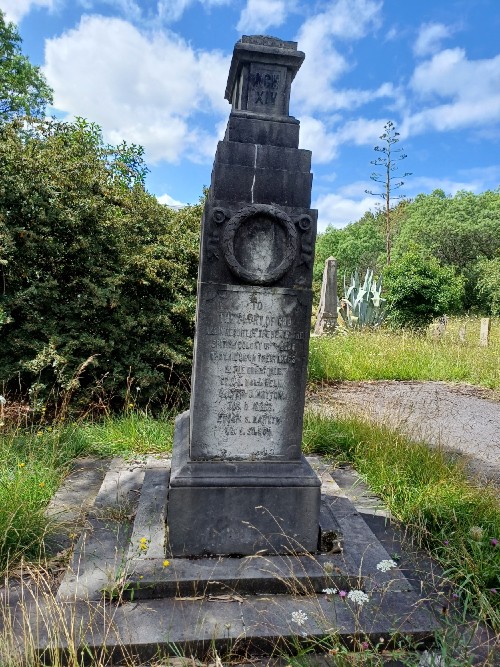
[306, 381, 500, 486]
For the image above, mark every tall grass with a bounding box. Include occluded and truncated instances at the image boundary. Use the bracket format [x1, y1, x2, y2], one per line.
[303, 412, 500, 629]
[309, 317, 500, 390]
[0, 413, 173, 574]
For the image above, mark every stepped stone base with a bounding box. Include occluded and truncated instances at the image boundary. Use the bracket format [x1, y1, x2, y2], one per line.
[0, 455, 443, 664]
[167, 411, 322, 556]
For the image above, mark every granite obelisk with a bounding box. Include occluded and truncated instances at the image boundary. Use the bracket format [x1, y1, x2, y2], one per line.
[167, 36, 321, 556]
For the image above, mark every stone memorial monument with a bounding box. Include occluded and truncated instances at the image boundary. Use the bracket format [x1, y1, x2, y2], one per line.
[167, 36, 321, 557]
[315, 256, 338, 335]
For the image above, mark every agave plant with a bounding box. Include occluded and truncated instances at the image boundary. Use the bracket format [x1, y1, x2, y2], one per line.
[339, 268, 386, 328]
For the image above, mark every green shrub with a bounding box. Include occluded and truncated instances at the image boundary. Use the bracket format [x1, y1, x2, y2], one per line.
[0, 118, 200, 411]
[384, 247, 464, 330]
[475, 256, 500, 315]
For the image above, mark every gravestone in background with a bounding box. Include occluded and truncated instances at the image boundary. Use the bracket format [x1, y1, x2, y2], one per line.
[167, 36, 321, 556]
[315, 256, 338, 335]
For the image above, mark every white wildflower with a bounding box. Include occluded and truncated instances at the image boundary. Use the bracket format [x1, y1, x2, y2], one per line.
[322, 587, 337, 595]
[0, 396, 6, 405]
[419, 650, 444, 666]
[323, 561, 334, 574]
[291, 610, 308, 626]
[347, 590, 369, 606]
[376, 559, 398, 573]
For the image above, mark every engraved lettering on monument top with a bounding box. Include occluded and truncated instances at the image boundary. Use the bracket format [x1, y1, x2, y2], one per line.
[167, 36, 321, 557]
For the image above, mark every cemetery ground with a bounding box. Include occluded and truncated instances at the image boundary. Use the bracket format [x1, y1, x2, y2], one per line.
[0, 317, 499, 666]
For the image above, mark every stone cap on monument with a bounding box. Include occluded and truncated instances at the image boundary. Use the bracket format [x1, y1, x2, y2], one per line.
[225, 35, 305, 118]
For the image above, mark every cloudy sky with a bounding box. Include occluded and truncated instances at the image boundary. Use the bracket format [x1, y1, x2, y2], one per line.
[2, 0, 500, 231]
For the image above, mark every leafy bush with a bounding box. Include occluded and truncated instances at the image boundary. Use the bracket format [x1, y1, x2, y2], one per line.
[476, 256, 500, 315]
[0, 118, 200, 411]
[313, 211, 385, 293]
[384, 247, 464, 330]
[392, 189, 500, 311]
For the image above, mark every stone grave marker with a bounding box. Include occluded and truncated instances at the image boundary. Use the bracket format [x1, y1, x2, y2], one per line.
[167, 36, 321, 557]
[480, 317, 490, 347]
[314, 256, 338, 335]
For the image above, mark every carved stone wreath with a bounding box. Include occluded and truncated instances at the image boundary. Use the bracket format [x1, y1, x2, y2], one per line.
[221, 204, 297, 285]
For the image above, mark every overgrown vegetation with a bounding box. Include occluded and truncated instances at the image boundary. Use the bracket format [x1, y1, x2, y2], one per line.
[314, 188, 500, 316]
[384, 247, 464, 330]
[0, 411, 173, 573]
[0, 10, 53, 121]
[303, 412, 500, 630]
[309, 317, 500, 390]
[0, 117, 200, 411]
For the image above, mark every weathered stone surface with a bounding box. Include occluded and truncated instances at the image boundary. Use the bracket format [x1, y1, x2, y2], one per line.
[211, 162, 313, 207]
[314, 256, 338, 335]
[225, 36, 304, 118]
[225, 112, 300, 147]
[167, 35, 320, 556]
[168, 412, 321, 556]
[190, 285, 310, 461]
[215, 141, 311, 172]
[127, 466, 170, 562]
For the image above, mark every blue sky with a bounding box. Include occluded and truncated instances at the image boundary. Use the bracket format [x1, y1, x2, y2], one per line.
[2, 0, 500, 231]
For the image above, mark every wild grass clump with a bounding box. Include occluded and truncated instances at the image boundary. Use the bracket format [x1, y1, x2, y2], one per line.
[0, 412, 174, 574]
[303, 412, 500, 629]
[308, 317, 500, 390]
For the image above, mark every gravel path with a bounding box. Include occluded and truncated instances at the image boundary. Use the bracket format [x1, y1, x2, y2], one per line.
[306, 381, 500, 486]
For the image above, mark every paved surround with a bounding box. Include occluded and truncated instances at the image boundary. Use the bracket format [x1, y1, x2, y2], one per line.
[0, 456, 445, 663]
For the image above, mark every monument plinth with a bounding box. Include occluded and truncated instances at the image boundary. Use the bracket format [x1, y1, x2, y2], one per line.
[167, 36, 321, 556]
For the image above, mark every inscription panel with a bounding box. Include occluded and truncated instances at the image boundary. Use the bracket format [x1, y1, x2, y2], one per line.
[246, 63, 287, 116]
[190, 283, 311, 461]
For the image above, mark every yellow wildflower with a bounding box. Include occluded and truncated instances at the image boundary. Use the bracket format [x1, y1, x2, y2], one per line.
[163, 560, 170, 567]
[18, 463, 25, 468]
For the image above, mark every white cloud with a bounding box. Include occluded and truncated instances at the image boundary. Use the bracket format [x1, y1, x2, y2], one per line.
[299, 116, 340, 163]
[337, 117, 388, 145]
[157, 193, 186, 207]
[293, 0, 383, 113]
[414, 22, 452, 58]
[157, 0, 231, 23]
[404, 48, 500, 135]
[0, 0, 55, 23]
[236, 0, 289, 33]
[409, 176, 480, 196]
[44, 15, 230, 163]
[314, 191, 376, 231]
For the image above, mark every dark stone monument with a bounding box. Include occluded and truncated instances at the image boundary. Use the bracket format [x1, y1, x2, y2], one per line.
[167, 36, 321, 556]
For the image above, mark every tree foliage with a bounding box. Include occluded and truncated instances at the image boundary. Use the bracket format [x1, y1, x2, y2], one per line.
[476, 256, 500, 316]
[0, 11, 53, 121]
[0, 117, 200, 410]
[314, 211, 385, 293]
[384, 247, 464, 330]
[392, 189, 500, 310]
[315, 188, 500, 316]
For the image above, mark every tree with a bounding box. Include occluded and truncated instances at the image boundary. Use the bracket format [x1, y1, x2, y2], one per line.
[392, 189, 500, 310]
[313, 212, 385, 291]
[0, 10, 53, 121]
[476, 256, 500, 315]
[365, 121, 411, 265]
[0, 117, 200, 410]
[384, 246, 464, 330]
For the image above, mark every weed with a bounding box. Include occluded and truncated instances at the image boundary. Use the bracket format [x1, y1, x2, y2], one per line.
[309, 316, 500, 390]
